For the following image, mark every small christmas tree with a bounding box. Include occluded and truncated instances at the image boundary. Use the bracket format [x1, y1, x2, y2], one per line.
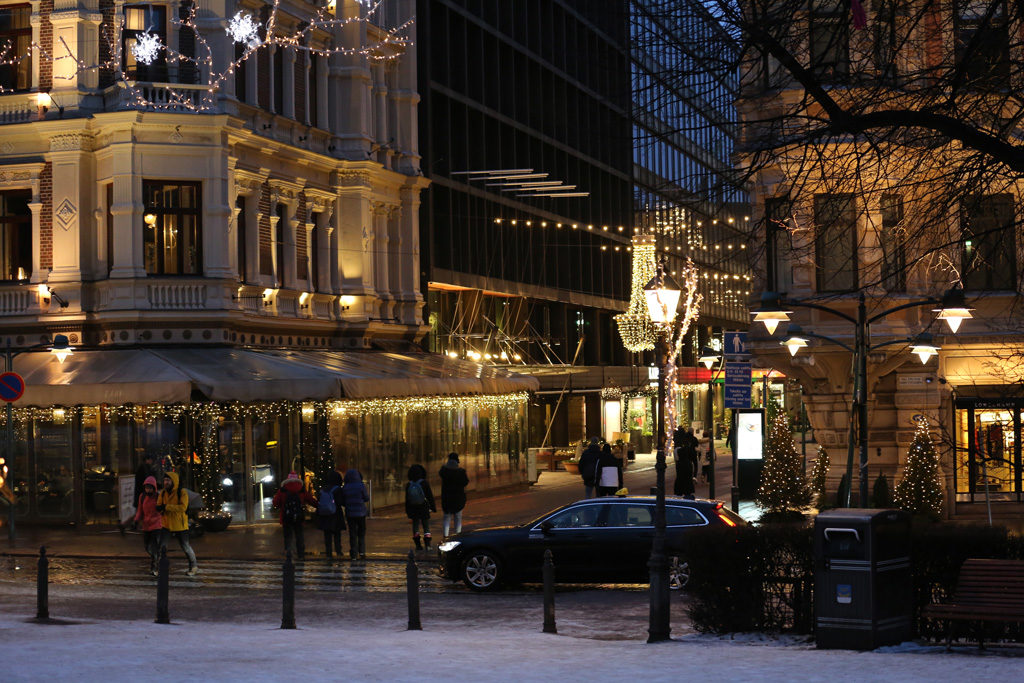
[894, 418, 943, 520]
[197, 420, 227, 519]
[810, 445, 830, 507]
[756, 405, 811, 513]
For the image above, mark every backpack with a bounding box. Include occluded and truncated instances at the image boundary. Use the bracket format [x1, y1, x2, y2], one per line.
[282, 490, 304, 524]
[406, 479, 426, 507]
[317, 486, 338, 516]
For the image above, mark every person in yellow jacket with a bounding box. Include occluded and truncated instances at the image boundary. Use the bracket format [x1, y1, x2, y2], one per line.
[157, 471, 198, 576]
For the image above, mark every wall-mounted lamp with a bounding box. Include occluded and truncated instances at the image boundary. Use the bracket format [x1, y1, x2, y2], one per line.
[262, 123, 272, 130]
[144, 212, 157, 227]
[35, 91, 63, 117]
[298, 135, 308, 142]
[38, 285, 69, 309]
[299, 292, 311, 309]
[339, 294, 354, 312]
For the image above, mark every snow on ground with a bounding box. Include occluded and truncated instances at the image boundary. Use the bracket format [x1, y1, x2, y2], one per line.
[1, 616, 1020, 682]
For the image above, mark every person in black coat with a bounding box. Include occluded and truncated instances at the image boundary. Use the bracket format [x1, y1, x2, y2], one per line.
[578, 437, 602, 499]
[674, 434, 698, 498]
[315, 470, 347, 559]
[405, 463, 436, 550]
[595, 443, 624, 497]
[439, 452, 470, 538]
[133, 455, 156, 512]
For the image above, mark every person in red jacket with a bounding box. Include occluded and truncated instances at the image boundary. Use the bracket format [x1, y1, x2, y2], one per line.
[272, 471, 316, 560]
[133, 476, 163, 576]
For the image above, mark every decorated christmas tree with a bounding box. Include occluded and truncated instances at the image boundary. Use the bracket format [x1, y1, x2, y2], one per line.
[197, 419, 229, 523]
[756, 405, 811, 513]
[810, 445, 830, 506]
[894, 418, 943, 520]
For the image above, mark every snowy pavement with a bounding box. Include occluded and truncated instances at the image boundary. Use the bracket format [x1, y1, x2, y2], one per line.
[1, 614, 1020, 682]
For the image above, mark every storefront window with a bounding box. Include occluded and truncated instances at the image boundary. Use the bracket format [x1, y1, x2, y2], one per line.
[955, 398, 1022, 502]
[32, 417, 75, 519]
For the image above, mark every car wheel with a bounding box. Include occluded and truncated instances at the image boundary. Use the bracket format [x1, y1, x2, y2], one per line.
[669, 556, 690, 591]
[462, 550, 502, 591]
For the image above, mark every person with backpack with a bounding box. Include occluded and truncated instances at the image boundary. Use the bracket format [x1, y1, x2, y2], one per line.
[439, 452, 469, 538]
[133, 475, 162, 576]
[315, 470, 346, 560]
[341, 469, 369, 560]
[272, 471, 316, 560]
[156, 471, 198, 576]
[405, 463, 436, 550]
[578, 437, 602, 499]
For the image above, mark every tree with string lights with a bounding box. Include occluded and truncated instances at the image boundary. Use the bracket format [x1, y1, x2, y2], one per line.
[809, 444, 830, 508]
[894, 417, 944, 521]
[756, 404, 810, 515]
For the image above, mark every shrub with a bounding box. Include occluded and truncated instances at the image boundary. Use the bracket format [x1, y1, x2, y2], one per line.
[872, 473, 892, 509]
[809, 445, 830, 506]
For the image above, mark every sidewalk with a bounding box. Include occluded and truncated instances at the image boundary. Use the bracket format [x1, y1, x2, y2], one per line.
[0, 456, 665, 562]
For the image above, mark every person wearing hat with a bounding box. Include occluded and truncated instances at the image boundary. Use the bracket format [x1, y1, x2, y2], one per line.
[578, 437, 602, 499]
[133, 475, 163, 576]
[156, 471, 198, 576]
[272, 471, 316, 560]
[439, 452, 470, 538]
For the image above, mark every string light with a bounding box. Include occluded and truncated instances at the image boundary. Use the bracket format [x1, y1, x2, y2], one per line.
[614, 234, 658, 351]
[130, 32, 163, 66]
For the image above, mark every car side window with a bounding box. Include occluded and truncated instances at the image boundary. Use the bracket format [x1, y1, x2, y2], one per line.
[545, 504, 603, 529]
[605, 504, 653, 527]
[666, 506, 707, 527]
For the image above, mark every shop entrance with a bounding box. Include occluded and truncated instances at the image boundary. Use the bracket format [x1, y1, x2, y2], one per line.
[954, 397, 1024, 503]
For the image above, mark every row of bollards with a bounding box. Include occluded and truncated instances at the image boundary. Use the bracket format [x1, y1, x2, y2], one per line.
[30, 545, 559, 635]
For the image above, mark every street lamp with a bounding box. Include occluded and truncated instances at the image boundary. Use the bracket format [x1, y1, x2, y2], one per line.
[3, 334, 72, 540]
[756, 289, 965, 506]
[643, 264, 680, 644]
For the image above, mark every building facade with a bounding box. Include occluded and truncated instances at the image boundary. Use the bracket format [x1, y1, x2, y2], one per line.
[0, 0, 535, 527]
[735, 0, 1024, 518]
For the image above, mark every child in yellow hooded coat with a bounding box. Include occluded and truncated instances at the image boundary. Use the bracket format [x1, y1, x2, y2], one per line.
[157, 471, 198, 576]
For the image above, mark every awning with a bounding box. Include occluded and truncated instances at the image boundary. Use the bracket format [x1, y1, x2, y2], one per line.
[10, 347, 538, 407]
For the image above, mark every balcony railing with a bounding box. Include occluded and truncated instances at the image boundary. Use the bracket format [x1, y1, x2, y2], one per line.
[146, 282, 208, 310]
[105, 81, 217, 113]
[0, 93, 40, 124]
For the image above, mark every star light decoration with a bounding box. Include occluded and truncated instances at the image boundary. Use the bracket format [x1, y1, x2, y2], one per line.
[130, 31, 163, 66]
[226, 12, 262, 49]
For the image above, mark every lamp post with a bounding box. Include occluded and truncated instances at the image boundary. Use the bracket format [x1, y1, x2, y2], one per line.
[752, 289, 969, 506]
[3, 335, 73, 540]
[698, 346, 725, 500]
[643, 264, 681, 644]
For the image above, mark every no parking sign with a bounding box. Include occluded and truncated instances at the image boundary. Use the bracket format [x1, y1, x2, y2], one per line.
[0, 372, 25, 403]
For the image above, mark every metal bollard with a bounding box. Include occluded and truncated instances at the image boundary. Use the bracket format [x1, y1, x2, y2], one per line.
[36, 546, 49, 621]
[281, 550, 296, 629]
[543, 549, 556, 634]
[406, 550, 422, 630]
[155, 546, 169, 624]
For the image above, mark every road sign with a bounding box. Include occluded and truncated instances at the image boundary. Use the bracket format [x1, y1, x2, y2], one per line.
[0, 372, 24, 403]
[724, 331, 749, 357]
[724, 361, 752, 410]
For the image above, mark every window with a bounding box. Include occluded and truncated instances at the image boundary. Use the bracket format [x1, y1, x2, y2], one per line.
[236, 195, 247, 283]
[310, 213, 320, 292]
[0, 5, 31, 92]
[123, 5, 167, 81]
[274, 203, 286, 286]
[874, 0, 907, 82]
[956, 1, 1009, 86]
[273, 46, 284, 114]
[962, 195, 1016, 291]
[309, 55, 319, 128]
[666, 506, 707, 527]
[809, 0, 848, 82]
[606, 504, 653, 527]
[0, 190, 31, 282]
[142, 181, 201, 275]
[814, 193, 858, 292]
[765, 197, 790, 291]
[543, 504, 602, 529]
[880, 194, 905, 292]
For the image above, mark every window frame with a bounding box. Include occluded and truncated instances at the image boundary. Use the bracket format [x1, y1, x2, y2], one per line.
[808, 0, 849, 83]
[0, 188, 32, 283]
[0, 4, 32, 92]
[880, 194, 906, 293]
[814, 193, 859, 293]
[961, 194, 1017, 292]
[123, 4, 168, 82]
[955, 0, 1009, 86]
[142, 180, 202, 276]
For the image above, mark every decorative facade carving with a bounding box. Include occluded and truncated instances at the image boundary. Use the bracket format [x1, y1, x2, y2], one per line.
[49, 134, 94, 152]
[336, 171, 372, 188]
[55, 198, 77, 228]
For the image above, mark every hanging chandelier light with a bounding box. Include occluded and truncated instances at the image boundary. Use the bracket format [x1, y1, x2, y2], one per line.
[615, 234, 658, 352]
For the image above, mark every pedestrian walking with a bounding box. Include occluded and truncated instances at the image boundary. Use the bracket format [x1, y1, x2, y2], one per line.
[133, 455, 156, 510]
[342, 469, 369, 560]
[405, 463, 436, 550]
[133, 475, 162, 575]
[595, 443, 623, 497]
[578, 437, 602, 499]
[674, 437, 698, 498]
[315, 470, 346, 560]
[272, 471, 315, 560]
[156, 472, 198, 576]
[439, 452, 469, 538]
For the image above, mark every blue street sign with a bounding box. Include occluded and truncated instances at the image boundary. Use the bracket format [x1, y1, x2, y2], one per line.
[724, 331, 749, 357]
[0, 371, 25, 403]
[724, 362, 752, 410]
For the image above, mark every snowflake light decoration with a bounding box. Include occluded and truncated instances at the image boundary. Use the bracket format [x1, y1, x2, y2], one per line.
[226, 11, 261, 49]
[130, 32, 163, 66]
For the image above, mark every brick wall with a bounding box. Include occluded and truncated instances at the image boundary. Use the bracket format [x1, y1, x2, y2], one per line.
[296, 193, 307, 279]
[40, 0, 53, 90]
[259, 184, 272, 275]
[98, 0, 114, 87]
[40, 162, 52, 271]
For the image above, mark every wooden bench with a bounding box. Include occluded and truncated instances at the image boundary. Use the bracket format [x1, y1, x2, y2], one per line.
[922, 558, 1024, 649]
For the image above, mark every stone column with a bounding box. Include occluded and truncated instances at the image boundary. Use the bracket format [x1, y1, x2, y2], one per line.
[46, 133, 93, 284]
[283, 46, 296, 120]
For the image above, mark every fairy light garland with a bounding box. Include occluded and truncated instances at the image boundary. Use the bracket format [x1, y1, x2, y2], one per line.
[615, 234, 658, 352]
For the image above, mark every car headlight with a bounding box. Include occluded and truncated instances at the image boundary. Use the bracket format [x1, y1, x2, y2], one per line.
[438, 540, 461, 553]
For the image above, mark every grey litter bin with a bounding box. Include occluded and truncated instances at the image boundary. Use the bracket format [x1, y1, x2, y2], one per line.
[814, 508, 912, 650]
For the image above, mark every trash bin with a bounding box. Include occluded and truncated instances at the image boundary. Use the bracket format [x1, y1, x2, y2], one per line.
[814, 508, 912, 649]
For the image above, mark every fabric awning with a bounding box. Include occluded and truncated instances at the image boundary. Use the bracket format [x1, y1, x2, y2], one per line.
[10, 347, 538, 407]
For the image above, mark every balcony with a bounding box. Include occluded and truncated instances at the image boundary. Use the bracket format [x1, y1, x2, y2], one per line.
[104, 81, 218, 113]
[0, 93, 42, 124]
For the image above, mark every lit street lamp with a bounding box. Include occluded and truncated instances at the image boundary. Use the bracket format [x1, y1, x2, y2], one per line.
[643, 264, 680, 644]
[752, 289, 968, 506]
[3, 334, 73, 540]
